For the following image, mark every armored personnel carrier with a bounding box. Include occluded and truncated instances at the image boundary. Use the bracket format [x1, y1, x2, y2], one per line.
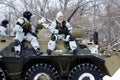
[0, 27, 119, 80]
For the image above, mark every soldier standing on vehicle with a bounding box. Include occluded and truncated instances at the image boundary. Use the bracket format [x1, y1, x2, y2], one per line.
[0, 20, 9, 37]
[13, 11, 43, 57]
[47, 12, 78, 55]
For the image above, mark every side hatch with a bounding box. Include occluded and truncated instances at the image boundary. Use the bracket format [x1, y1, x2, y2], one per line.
[0, 37, 15, 57]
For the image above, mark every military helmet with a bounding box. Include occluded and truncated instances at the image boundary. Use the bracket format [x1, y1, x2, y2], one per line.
[23, 11, 32, 21]
[1, 20, 9, 28]
[1, 20, 9, 25]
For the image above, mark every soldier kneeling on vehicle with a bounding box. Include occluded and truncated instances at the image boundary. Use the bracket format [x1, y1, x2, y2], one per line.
[13, 11, 43, 57]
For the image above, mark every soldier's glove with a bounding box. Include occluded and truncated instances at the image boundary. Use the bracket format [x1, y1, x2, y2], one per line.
[59, 30, 70, 35]
[59, 30, 63, 34]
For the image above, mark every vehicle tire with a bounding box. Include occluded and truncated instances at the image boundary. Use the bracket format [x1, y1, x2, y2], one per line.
[0, 68, 6, 80]
[25, 63, 60, 80]
[68, 63, 103, 80]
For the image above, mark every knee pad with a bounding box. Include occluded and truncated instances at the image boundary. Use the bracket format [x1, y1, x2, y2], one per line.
[51, 35, 57, 41]
[15, 40, 21, 46]
[69, 36, 74, 41]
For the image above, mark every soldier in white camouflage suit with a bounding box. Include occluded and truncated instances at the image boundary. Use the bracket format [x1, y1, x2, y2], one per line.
[13, 11, 43, 57]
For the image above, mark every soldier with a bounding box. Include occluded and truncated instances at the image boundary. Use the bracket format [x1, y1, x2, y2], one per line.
[13, 11, 43, 57]
[0, 20, 9, 37]
[47, 12, 78, 55]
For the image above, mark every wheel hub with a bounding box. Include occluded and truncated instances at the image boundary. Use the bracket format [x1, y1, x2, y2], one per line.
[82, 76, 90, 80]
[34, 73, 51, 80]
[78, 73, 95, 80]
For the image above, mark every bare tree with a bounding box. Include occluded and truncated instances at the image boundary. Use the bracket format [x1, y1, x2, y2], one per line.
[0, 0, 119, 48]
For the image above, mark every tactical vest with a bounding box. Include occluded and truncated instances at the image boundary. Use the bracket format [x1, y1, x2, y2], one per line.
[56, 20, 68, 30]
[16, 18, 32, 31]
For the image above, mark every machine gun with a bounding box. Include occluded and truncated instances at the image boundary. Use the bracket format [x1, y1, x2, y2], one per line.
[67, 1, 93, 22]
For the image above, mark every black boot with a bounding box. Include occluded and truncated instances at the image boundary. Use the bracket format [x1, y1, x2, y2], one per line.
[47, 49, 52, 55]
[35, 48, 43, 56]
[73, 49, 78, 55]
[15, 51, 20, 57]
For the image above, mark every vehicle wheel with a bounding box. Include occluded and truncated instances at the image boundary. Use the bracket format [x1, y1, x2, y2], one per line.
[0, 68, 6, 80]
[25, 63, 60, 80]
[68, 63, 103, 80]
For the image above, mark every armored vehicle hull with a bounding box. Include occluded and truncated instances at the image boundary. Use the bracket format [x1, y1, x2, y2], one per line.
[0, 28, 119, 80]
[0, 55, 108, 80]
